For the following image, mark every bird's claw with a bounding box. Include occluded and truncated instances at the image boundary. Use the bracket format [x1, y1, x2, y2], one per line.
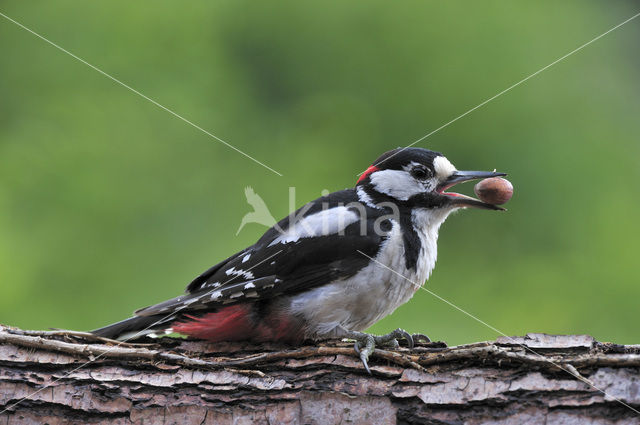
[374, 328, 414, 349]
[412, 333, 431, 344]
[352, 334, 375, 374]
[348, 328, 426, 374]
[353, 340, 361, 356]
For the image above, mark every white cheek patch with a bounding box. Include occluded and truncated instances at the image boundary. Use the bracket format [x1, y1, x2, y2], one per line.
[370, 169, 424, 201]
[433, 156, 457, 179]
[269, 206, 359, 246]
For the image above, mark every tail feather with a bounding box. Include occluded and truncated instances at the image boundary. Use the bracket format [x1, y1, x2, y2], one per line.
[172, 305, 252, 341]
[91, 314, 174, 340]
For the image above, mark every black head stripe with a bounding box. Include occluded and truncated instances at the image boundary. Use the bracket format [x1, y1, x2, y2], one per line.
[371, 147, 443, 171]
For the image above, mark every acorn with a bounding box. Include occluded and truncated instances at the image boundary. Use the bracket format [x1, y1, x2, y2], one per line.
[474, 177, 513, 205]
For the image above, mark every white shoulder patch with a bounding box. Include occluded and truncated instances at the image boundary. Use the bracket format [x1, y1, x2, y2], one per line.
[269, 206, 359, 246]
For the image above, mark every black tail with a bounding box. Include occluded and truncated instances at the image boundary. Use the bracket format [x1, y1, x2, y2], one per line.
[91, 314, 173, 340]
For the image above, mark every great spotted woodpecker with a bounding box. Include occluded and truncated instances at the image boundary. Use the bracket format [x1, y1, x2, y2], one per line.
[93, 147, 506, 372]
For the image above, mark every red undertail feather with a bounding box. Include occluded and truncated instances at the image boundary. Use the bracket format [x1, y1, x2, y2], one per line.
[171, 304, 304, 343]
[172, 305, 253, 342]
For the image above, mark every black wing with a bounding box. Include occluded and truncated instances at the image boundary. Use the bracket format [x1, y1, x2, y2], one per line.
[135, 189, 390, 317]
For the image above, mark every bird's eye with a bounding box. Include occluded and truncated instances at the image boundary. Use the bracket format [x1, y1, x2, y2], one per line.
[411, 167, 430, 180]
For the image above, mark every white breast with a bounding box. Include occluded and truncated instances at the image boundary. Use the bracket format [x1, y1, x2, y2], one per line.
[288, 208, 452, 338]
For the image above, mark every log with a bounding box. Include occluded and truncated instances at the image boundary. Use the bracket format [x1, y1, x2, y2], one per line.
[1, 325, 639, 424]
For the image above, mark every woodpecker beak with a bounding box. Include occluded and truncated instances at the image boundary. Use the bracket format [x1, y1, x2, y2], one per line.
[436, 170, 507, 210]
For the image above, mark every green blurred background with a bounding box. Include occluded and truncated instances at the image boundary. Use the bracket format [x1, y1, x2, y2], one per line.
[1, 1, 639, 346]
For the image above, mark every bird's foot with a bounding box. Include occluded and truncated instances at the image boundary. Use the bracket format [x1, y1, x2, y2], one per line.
[346, 331, 375, 374]
[411, 333, 432, 345]
[346, 328, 431, 374]
[374, 328, 431, 349]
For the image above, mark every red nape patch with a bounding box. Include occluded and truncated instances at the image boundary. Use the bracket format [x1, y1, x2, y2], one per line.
[172, 305, 253, 342]
[356, 165, 379, 184]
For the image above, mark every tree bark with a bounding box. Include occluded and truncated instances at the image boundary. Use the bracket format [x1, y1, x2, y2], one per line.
[1, 325, 639, 424]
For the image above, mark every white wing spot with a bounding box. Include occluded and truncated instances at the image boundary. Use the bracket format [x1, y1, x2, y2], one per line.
[242, 254, 251, 263]
[224, 267, 254, 280]
[210, 290, 222, 300]
[244, 282, 256, 289]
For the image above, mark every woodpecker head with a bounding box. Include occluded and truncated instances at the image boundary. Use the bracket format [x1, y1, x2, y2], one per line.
[356, 147, 506, 210]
